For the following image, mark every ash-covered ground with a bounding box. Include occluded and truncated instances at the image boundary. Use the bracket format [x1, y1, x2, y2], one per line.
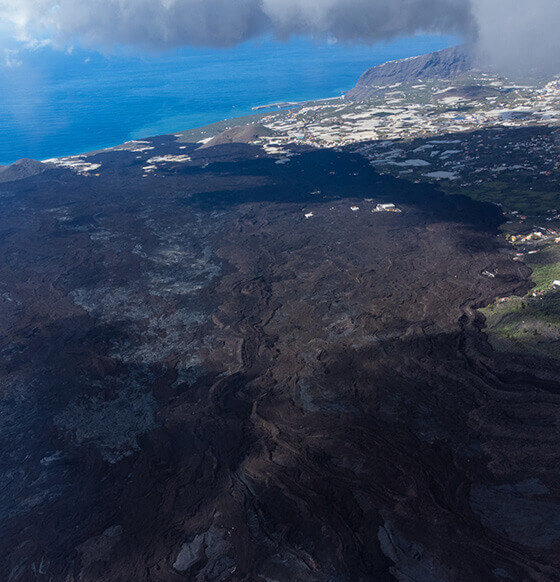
[1, 135, 559, 581]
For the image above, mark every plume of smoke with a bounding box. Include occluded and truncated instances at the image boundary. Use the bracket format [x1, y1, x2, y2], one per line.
[0, 0, 558, 75]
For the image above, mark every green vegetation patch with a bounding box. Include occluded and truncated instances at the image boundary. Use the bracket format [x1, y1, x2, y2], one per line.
[523, 246, 560, 292]
[480, 243, 560, 357]
[440, 177, 560, 217]
[480, 294, 560, 358]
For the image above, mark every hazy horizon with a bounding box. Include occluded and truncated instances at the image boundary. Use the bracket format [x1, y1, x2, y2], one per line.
[0, 35, 456, 165]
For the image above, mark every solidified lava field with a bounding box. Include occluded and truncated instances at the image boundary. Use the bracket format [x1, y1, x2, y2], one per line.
[1, 140, 560, 581]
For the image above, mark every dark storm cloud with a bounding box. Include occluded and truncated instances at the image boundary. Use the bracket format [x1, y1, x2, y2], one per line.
[0, 0, 474, 48]
[1, 0, 558, 74]
[258, 0, 475, 43]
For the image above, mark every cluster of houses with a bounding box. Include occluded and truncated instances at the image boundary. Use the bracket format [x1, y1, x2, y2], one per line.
[506, 228, 560, 244]
[257, 75, 560, 155]
[253, 75, 560, 204]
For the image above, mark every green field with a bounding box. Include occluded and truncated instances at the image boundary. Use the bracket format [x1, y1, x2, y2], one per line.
[440, 176, 560, 216]
[523, 246, 560, 292]
[480, 243, 560, 357]
[480, 294, 560, 357]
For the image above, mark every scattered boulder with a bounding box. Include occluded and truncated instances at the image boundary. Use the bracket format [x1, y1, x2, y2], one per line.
[173, 526, 234, 581]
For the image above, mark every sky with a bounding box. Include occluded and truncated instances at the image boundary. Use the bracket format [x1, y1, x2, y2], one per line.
[0, 0, 558, 164]
[0, 0, 559, 75]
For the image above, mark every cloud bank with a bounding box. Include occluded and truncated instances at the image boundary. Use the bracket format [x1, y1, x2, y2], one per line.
[0, 0, 474, 48]
[472, 0, 560, 76]
[0, 0, 558, 74]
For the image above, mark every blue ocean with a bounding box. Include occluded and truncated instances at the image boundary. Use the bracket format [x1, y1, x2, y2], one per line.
[0, 36, 454, 165]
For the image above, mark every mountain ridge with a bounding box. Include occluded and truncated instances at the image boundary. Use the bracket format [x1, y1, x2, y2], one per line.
[346, 45, 476, 100]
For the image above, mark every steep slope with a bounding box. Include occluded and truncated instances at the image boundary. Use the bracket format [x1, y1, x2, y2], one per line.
[346, 46, 475, 100]
[198, 124, 276, 149]
[0, 158, 51, 183]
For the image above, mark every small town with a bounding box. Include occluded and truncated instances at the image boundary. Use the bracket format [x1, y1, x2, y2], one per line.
[254, 75, 560, 218]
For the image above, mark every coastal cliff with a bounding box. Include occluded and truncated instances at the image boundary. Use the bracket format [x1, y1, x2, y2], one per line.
[346, 45, 475, 100]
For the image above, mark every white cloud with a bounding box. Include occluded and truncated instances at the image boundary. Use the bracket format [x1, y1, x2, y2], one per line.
[0, 0, 557, 74]
[4, 49, 22, 67]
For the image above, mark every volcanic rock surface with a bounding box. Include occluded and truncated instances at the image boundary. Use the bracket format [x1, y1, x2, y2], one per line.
[1, 137, 559, 581]
[0, 158, 51, 183]
[199, 124, 276, 149]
